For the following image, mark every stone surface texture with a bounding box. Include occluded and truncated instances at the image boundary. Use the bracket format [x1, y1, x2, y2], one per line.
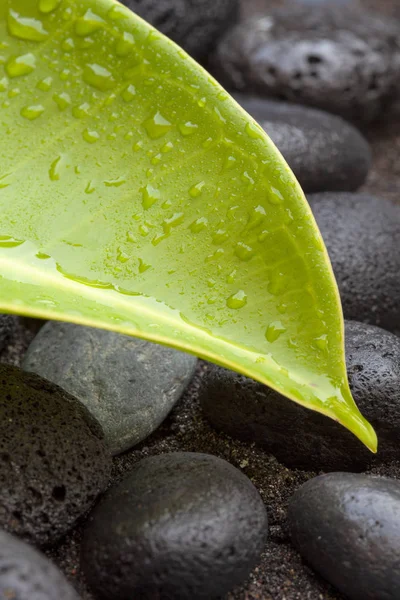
[289, 473, 400, 600]
[82, 452, 268, 600]
[22, 322, 197, 455]
[0, 364, 111, 547]
[212, 4, 400, 121]
[0, 528, 80, 600]
[309, 192, 400, 333]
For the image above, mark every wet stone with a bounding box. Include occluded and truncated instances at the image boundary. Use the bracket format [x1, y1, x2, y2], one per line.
[82, 452, 268, 600]
[200, 321, 400, 471]
[309, 192, 400, 333]
[22, 322, 197, 456]
[289, 473, 400, 600]
[0, 364, 111, 547]
[234, 95, 371, 193]
[122, 0, 240, 60]
[0, 528, 80, 600]
[211, 4, 400, 122]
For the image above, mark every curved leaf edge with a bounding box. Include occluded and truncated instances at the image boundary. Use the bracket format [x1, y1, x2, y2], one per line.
[0, 0, 377, 454]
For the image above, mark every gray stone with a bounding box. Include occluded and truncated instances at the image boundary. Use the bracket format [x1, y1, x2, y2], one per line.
[0, 528, 80, 600]
[309, 192, 400, 332]
[22, 322, 197, 455]
[82, 452, 268, 600]
[234, 95, 371, 193]
[0, 315, 14, 352]
[122, 0, 239, 60]
[0, 364, 111, 547]
[289, 473, 400, 600]
[200, 321, 400, 471]
[211, 4, 400, 122]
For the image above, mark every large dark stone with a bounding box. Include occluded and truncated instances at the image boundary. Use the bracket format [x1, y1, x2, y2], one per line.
[234, 95, 371, 193]
[22, 322, 197, 456]
[200, 321, 400, 471]
[0, 364, 111, 546]
[0, 528, 80, 600]
[82, 452, 268, 600]
[211, 4, 400, 122]
[289, 473, 400, 600]
[122, 0, 240, 60]
[0, 315, 14, 352]
[309, 192, 400, 333]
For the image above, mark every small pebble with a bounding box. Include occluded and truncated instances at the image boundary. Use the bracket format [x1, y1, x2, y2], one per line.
[22, 322, 197, 455]
[235, 94, 371, 192]
[200, 321, 400, 471]
[82, 452, 268, 600]
[0, 364, 111, 546]
[309, 192, 400, 332]
[0, 528, 80, 600]
[211, 4, 400, 121]
[289, 472, 400, 600]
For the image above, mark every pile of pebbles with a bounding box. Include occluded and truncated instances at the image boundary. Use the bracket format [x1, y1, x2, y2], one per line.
[1, 0, 400, 599]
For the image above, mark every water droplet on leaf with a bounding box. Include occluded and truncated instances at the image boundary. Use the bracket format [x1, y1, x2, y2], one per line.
[142, 184, 160, 210]
[265, 321, 286, 343]
[179, 121, 198, 136]
[36, 76, 52, 91]
[143, 111, 172, 139]
[83, 63, 116, 91]
[189, 217, 208, 233]
[6, 53, 36, 78]
[75, 9, 105, 36]
[53, 91, 71, 110]
[235, 242, 255, 261]
[49, 156, 62, 181]
[38, 0, 61, 14]
[189, 181, 205, 198]
[82, 129, 100, 144]
[121, 84, 136, 102]
[226, 290, 247, 310]
[21, 104, 44, 120]
[8, 10, 48, 42]
[116, 32, 135, 56]
[245, 121, 264, 140]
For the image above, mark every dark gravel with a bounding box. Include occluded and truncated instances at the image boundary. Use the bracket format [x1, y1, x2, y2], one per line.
[1, 0, 400, 598]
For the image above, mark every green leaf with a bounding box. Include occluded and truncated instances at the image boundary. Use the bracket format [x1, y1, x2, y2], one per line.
[0, 0, 376, 452]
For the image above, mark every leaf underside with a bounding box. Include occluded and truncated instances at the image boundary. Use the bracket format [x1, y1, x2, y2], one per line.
[0, 0, 376, 451]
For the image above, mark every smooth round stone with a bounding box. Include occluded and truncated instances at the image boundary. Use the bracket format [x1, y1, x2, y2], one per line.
[200, 321, 400, 471]
[289, 473, 400, 600]
[0, 315, 14, 352]
[0, 364, 111, 546]
[309, 192, 400, 332]
[122, 0, 239, 60]
[234, 95, 371, 193]
[211, 4, 400, 121]
[82, 452, 268, 600]
[0, 528, 80, 600]
[22, 322, 197, 455]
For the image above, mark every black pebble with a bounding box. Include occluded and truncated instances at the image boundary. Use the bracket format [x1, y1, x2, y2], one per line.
[234, 95, 371, 193]
[289, 473, 400, 600]
[122, 0, 240, 60]
[82, 452, 268, 600]
[0, 364, 111, 546]
[200, 321, 400, 471]
[211, 4, 400, 122]
[0, 528, 80, 600]
[309, 192, 400, 333]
